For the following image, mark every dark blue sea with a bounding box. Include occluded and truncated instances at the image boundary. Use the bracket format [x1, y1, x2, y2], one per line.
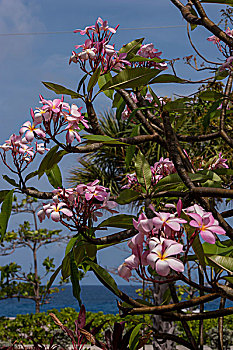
[1, 285, 232, 317]
[0, 285, 141, 317]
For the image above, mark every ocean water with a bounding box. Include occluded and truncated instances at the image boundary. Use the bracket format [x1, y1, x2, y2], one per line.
[0, 285, 141, 317]
[1, 285, 232, 317]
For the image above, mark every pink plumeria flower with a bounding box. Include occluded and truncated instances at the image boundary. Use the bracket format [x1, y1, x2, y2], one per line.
[97, 17, 117, 34]
[118, 263, 132, 281]
[45, 201, 73, 222]
[188, 212, 225, 244]
[74, 25, 95, 35]
[133, 213, 153, 234]
[147, 238, 184, 276]
[152, 211, 187, 236]
[65, 123, 81, 144]
[20, 121, 46, 142]
[64, 104, 89, 129]
[36, 143, 49, 155]
[41, 98, 62, 114]
[210, 153, 229, 169]
[84, 180, 108, 201]
[34, 108, 51, 122]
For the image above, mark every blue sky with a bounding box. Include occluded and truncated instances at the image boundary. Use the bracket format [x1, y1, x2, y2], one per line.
[0, 0, 227, 287]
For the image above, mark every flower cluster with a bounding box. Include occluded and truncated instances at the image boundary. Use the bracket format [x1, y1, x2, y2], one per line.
[38, 180, 118, 226]
[122, 157, 176, 190]
[0, 132, 48, 172]
[31, 95, 89, 144]
[118, 202, 225, 281]
[69, 17, 130, 73]
[207, 27, 233, 53]
[70, 18, 167, 75]
[136, 43, 168, 70]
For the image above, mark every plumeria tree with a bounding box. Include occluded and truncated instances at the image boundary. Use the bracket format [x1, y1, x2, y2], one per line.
[2, 2, 233, 348]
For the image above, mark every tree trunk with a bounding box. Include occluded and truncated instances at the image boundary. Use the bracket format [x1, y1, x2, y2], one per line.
[152, 281, 175, 350]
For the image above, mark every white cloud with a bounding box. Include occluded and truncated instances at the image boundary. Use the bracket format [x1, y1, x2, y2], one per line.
[0, 0, 45, 60]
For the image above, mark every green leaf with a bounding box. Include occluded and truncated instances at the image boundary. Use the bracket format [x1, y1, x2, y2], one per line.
[0, 190, 12, 204]
[0, 189, 14, 242]
[74, 244, 85, 265]
[125, 125, 140, 170]
[2, 175, 18, 187]
[149, 74, 185, 84]
[42, 82, 82, 98]
[82, 134, 126, 145]
[135, 151, 152, 191]
[112, 92, 124, 108]
[199, 90, 225, 101]
[215, 68, 229, 80]
[98, 72, 114, 99]
[88, 260, 120, 297]
[203, 100, 222, 131]
[116, 189, 140, 205]
[164, 97, 191, 112]
[61, 253, 71, 279]
[203, 241, 233, 256]
[85, 244, 97, 259]
[25, 170, 39, 183]
[38, 145, 59, 178]
[148, 86, 161, 107]
[100, 67, 161, 91]
[65, 236, 80, 256]
[87, 67, 101, 92]
[119, 38, 144, 60]
[130, 56, 166, 63]
[129, 323, 142, 350]
[38, 146, 67, 179]
[223, 276, 233, 283]
[213, 168, 233, 176]
[70, 251, 82, 306]
[46, 164, 62, 188]
[46, 265, 62, 294]
[208, 255, 233, 273]
[97, 214, 136, 229]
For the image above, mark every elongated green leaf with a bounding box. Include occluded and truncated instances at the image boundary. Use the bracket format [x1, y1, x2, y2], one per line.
[203, 100, 222, 131]
[42, 82, 82, 98]
[164, 97, 191, 112]
[70, 251, 82, 306]
[125, 125, 140, 170]
[98, 72, 114, 99]
[199, 90, 225, 101]
[215, 69, 229, 80]
[85, 244, 97, 259]
[130, 56, 166, 63]
[2, 175, 18, 187]
[0, 189, 14, 242]
[65, 236, 80, 256]
[0, 190, 12, 204]
[83, 134, 126, 145]
[74, 244, 85, 265]
[61, 253, 71, 279]
[25, 170, 39, 183]
[38, 145, 59, 178]
[46, 164, 62, 188]
[203, 241, 233, 256]
[46, 265, 62, 294]
[223, 276, 233, 283]
[148, 86, 161, 107]
[135, 151, 152, 191]
[88, 260, 120, 297]
[208, 255, 233, 273]
[129, 323, 142, 350]
[87, 67, 101, 92]
[116, 189, 140, 204]
[100, 67, 161, 91]
[150, 74, 185, 84]
[112, 92, 124, 108]
[213, 168, 233, 175]
[97, 214, 136, 229]
[119, 38, 144, 59]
